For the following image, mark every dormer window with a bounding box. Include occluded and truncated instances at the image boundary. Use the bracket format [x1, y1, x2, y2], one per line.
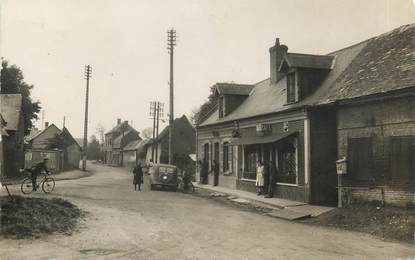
[286, 72, 296, 104]
[218, 96, 224, 118]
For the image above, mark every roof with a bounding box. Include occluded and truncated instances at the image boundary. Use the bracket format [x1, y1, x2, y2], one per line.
[74, 138, 84, 147]
[199, 23, 415, 127]
[26, 124, 61, 142]
[0, 94, 22, 131]
[154, 115, 193, 142]
[215, 83, 255, 96]
[106, 121, 137, 135]
[123, 139, 150, 152]
[280, 53, 334, 70]
[61, 127, 81, 149]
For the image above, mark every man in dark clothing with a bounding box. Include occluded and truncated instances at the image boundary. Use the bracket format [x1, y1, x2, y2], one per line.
[31, 158, 50, 191]
[265, 160, 277, 198]
[133, 163, 144, 191]
[202, 159, 208, 184]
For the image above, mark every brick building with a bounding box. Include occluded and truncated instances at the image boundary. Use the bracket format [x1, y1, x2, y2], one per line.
[196, 24, 415, 206]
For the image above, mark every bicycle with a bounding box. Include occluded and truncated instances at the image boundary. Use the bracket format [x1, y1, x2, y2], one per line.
[20, 169, 55, 195]
[177, 174, 195, 193]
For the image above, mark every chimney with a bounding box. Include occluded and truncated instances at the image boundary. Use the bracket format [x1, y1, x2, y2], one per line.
[45, 122, 49, 128]
[117, 118, 121, 125]
[269, 38, 288, 84]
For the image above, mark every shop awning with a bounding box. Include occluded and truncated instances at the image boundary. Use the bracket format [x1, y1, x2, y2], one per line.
[230, 131, 297, 146]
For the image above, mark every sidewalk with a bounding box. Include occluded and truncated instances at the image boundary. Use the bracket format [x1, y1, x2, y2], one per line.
[194, 183, 334, 220]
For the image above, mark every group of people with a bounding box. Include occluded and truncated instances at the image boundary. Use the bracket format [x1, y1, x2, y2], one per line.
[255, 160, 277, 198]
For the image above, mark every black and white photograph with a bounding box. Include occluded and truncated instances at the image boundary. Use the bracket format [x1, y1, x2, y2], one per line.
[0, 0, 414, 259]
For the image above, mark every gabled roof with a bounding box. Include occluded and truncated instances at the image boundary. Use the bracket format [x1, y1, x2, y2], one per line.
[106, 121, 137, 135]
[279, 53, 334, 70]
[61, 127, 82, 149]
[123, 139, 151, 152]
[154, 115, 194, 142]
[26, 124, 61, 142]
[200, 24, 415, 127]
[214, 83, 255, 96]
[75, 138, 84, 147]
[0, 94, 22, 131]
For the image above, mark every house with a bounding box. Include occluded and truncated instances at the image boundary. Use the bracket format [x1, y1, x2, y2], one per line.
[196, 24, 415, 206]
[146, 115, 195, 170]
[0, 94, 24, 178]
[103, 119, 141, 166]
[25, 122, 82, 172]
[121, 139, 150, 169]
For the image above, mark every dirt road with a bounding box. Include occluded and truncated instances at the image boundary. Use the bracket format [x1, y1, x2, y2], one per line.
[1, 164, 414, 259]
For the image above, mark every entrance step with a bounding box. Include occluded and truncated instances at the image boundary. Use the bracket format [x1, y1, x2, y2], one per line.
[267, 209, 311, 220]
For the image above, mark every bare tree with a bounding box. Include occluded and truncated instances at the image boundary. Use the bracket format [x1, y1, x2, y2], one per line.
[141, 127, 153, 139]
[96, 123, 105, 145]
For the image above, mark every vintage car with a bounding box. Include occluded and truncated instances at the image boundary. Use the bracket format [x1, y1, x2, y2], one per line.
[148, 163, 179, 190]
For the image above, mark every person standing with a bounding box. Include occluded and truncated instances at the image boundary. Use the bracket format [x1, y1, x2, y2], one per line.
[202, 158, 209, 184]
[133, 163, 144, 191]
[212, 159, 219, 186]
[256, 161, 265, 195]
[265, 160, 277, 198]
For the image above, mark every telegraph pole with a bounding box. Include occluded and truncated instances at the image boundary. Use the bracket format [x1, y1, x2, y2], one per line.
[155, 102, 164, 163]
[167, 29, 176, 164]
[82, 65, 92, 171]
[150, 101, 157, 162]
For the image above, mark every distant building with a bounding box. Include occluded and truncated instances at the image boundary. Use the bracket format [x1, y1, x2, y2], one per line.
[121, 139, 150, 169]
[0, 94, 24, 178]
[25, 123, 81, 172]
[103, 119, 141, 166]
[146, 115, 195, 170]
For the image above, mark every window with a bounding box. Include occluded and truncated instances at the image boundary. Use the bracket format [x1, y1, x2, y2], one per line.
[348, 137, 373, 181]
[243, 145, 257, 179]
[390, 136, 415, 182]
[287, 73, 296, 104]
[223, 142, 233, 173]
[219, 96, 224, 118]
[278, 138, 297, 184]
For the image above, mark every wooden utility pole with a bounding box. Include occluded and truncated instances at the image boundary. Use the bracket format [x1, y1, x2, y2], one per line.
[82, 65, 92, 171]
[167, 29, 176, 165]
[150, 101, 157, 162]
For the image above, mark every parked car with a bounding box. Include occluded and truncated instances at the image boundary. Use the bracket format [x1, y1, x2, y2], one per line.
[148, 163, 179, 190]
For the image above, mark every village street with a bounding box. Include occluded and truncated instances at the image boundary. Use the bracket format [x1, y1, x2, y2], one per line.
[0, 164, 414, 260]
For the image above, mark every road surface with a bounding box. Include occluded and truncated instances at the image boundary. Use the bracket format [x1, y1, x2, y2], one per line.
[1, 164, 414, 259]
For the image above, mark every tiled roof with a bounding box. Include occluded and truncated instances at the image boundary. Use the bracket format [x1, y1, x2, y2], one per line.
[215, 83, 255, 96]
[123, 139, 150, 152]
[199, 24, 415, 127]
[113, 129, 134, 148]
[0, 94, 22, 131]
[106, 121, 137, 135]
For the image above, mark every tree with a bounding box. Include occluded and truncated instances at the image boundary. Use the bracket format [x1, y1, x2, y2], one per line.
[95, 123, 105, 144]
[87, 135, 102, 160]
[141, 127, 153, 139]
[1, 60, 41, 135]
[191, 86, 218, 126]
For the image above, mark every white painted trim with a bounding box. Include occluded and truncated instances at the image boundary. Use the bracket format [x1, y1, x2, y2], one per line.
[304, 118, 310, 185]
[276, 182, 299, 187]
[240, 178, 256, 182]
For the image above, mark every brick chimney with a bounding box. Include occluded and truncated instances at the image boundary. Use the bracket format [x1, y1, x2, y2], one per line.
[117, 118, 121, 125]
[269, 38, 288, 84]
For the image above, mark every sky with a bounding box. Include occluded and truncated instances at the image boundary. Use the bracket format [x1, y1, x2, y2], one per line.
[1, 0, 415, 138]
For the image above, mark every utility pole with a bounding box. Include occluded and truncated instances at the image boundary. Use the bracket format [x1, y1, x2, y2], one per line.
[150, 101, 157, 162]
[167, 28, 176, 165]
[82, 65, 92, 171]
[63, 116, 66, 128]
[155, 102, 164, 163]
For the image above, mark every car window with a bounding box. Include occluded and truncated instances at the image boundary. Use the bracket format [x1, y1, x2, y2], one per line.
[159, 167, 175, 174]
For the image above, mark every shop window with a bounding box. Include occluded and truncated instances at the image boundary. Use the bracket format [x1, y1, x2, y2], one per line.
[278, 138, 297, 184]
[348, 137, 373, 181]
[243, 145, 257, 179]
[390, 136, 415, 182]
[223, 142, 233, 173]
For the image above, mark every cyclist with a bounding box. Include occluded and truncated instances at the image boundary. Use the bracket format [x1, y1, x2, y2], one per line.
[31, 157, 50, 191]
